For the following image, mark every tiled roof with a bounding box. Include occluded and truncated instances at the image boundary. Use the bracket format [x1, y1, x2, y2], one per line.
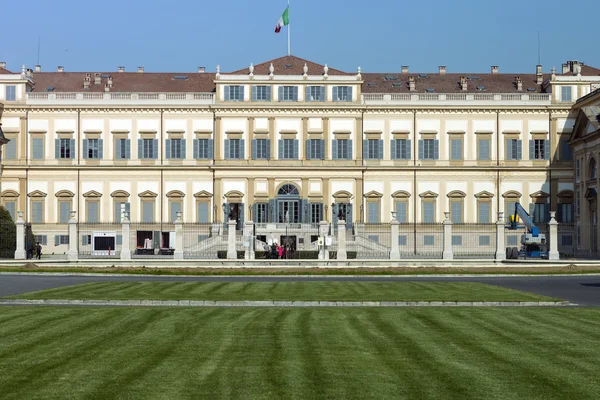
[561, 65, 600, 76]
[229, 55, 351, 76]
[0, 68, 15, 74]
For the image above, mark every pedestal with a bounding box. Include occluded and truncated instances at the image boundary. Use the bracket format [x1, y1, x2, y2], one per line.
[337, 220, 347, 260]
[390, 219, 400, 259]
[227, 220, 237, 260]
[120, 219, 132, 260]
[495, 212, 506, 260]
[14, 215, 26, 260]
[548, 211, 560, 260]
[442, 212, 453, 260]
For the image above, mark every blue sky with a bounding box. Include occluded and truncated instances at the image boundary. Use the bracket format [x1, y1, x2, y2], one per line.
[2, 0, 598, 74]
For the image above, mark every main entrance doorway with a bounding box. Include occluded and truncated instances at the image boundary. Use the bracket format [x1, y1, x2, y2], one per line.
[277, 184, 300, 223]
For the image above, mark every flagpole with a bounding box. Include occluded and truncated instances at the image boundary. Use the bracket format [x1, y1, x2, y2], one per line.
[287, 0, 291, 56]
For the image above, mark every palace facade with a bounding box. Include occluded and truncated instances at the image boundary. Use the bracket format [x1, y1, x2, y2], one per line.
[1, 56, 599, 254]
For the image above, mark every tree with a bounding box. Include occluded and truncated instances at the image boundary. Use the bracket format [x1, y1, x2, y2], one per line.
[0, 206, 16, 259]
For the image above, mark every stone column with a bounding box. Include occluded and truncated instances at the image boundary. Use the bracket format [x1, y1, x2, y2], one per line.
[244, 220, 255, 260]
[548, 211, 560, 260]
[442, 212, 453, 260]
[337, 219, 347, 260]
[495, 212, 506, 261]
[227, 219, 237, 259]
[68, 211, 79, 261]
[174, 212, 184, 260]
[14, 211, 26, 260]
[390, 219, 400, 259]
[319, 220, 330, 260]
[121, 212, 132, 260]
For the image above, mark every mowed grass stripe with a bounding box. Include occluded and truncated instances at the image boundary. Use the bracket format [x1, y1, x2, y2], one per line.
[6, 281, 557, 302]
[0, 308, 599, 399]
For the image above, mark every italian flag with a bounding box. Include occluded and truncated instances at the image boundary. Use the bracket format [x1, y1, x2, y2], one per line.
[274, 7, 289, 33]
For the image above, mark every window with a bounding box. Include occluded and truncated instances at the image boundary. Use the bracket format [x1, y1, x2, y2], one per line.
[306, 86, 325, 101]
[477, 202, 491, 223]
[142, 201, 155, 223]
[170, 201, 182, 222]
[279, 86, 298, 101]
[252, 85, 271, 101]
[504, 199, 519, 221]
[81, 235, 92, 246]
[557, 203, 574, 223]
[3, 201, 16, 221]
[478, 138, 491, 161]
[306, 139, 324, 160]
[5, 85, 16, 101]
[419, 139, 439, 160]
[310, 203, 322, 223]
[423, 202, 435, 223]
[194, 139, 213, 159]
[114, 201, 130, 222]
[35, 235, 47, 246]
[395, 201, 408, 223]
[398, 235, 407, 246]
[4, 136, 16, 160]
[505, 139, 522, 160]
[55, 138, 75, 159]
[561, 86, 572, 102]
[450, 201, 463, 223]
[424, 235, 435, 246]
[590, 158, 597, 180]
[364, 139, 383, 160]
[479, 235, 491, 246]
[529, 139, 549, 160]
[84, 139, 103, 159]
[166, 139, 185, 159]
[225, 139, 244, 160]
[256, 203, 268, 223]
[252, 139, 270, 160]
[367, 201, 380, 223]
[32, 138, 44, 160]
[87, 201, 99, 223]
[58, 200, 71, 223]
[452, 235, 462, 246]
[139, 139, 157, 159]
[450, 138, 463, 161]
[332, 139, 352, 160]
[532, 203, 549, 224]
[56, 235, 69, 245]
[225, 85, 244, 101]
[279, 139, 298, 160]
[560, 136, 572, 161]
[391, 139, 411, 160]
[115, 139, 131, 159]
[333, 86, 352, 101]
[196, 202, 210, 223]
[576, 159, 580, 182]
[31, 200, 44, 223]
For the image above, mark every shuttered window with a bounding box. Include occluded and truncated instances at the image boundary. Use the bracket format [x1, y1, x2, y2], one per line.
[451, 201, 463, 223]
[477, 202, 491, 223]
[115, 139, 131, 159]
[142, 201, 154, 223]
[197, 202, 209, 223]
[87, 202, 99, 223]
[279, 139, 298, 160]
[367, 202, 380, 223]
[58, 201, 71, 223]
[450, 138, 463, 161]
[391, 139, 411, 160]
[166, 139, 186, 159]
[56, 138, 75, 159]
[423, 202, 435, 223]
[419, 139, 439, 160]
[529, 139, 549, 160]
[306, 139, 324, 160]
[5, 85, 16, 101]
[505, 139, 522, 160]
[139, 139, 158, 159]
[83, 139, 103, 159]
[395, 201, 408, 223]
[31, 201, 43, 223]
[364, 139, 383, 160]
[4, 137, 16, 159]
[478, 138, 490, 160]
[32, 138, 44, 160]
[252, 139, 270, 160]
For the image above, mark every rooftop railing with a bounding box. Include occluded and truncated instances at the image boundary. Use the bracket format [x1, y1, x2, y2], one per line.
[26, 92, 216, 103]
[362, 93, 551, 103]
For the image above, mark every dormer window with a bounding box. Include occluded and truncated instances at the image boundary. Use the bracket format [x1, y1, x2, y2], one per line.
[5, 85, 16, 101]
[224, 85, 244, 101]
[333, 86, 352, 102]
[561, 86, 572, 102]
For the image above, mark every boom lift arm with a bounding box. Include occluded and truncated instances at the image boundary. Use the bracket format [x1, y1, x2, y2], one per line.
[508, 203, 540, 236]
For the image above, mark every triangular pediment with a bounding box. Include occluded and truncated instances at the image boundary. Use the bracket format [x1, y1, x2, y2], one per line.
[419, 190, 438, 198]
[193, 190, 213, 198]
[229, 55, 350, 76]
[138, 190, 158, 198]
[569, 105, 600, 144]
[83, 190, 102, 198]
[364, 190, 383, 198]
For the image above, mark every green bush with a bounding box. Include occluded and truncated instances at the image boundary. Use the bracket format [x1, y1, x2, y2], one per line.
[0, 206, 16, 259]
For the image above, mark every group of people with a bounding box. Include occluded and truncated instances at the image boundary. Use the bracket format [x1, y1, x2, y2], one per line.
[26, 242, 42, 260]
[263, 242, 294, 259]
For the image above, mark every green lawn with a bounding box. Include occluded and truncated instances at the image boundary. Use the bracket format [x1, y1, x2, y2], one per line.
[0, 307, 598, 399]
[5, 281, 557, 302]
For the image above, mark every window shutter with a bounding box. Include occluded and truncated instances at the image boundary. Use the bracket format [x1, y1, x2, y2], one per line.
[451, 202, 462, 223]
[198, 202, 209, 223]
[279, 139, 284, 159]
[55, 139, 60, 159]
[208, 139, 214, 159]
[224, 139, 230, 160]
[116, 235, 123, 245]
[333, 86, 338, 101]
[138, 139, 143, 159]
[346, 140, 352, 160]
[278, 86, 283, 101]
[424, 203, 434, 223]
[321, 86, 326, 101]
[320, 140, 325, 160]
[55, 235, 60, 246]
[165, 139, 171, 159]
[239, 86, 245, 101]
[252, 203, 258, 222]
[252, 85, 257, 101]
[240, 139, 245, 159]
[143, 202, 153, 223]
[265, 139, 270, 160]
[418, 140, 424, 160]
[305, 140, 311, 159]
[266, 86, 271, 101]
[269, 199, 276, 223]
[82, 139, 88, 159]
[193, 139, 199, 159]
[332, 140, 338, 160]
[170, 202, 181, 222]
[478, 202, 490, 223]
[434, 140, 439, 160]
[98, 139, 104, 159]
[506, 139, 512, 160]
[406, 140, 411, 160]
[224, 86, 230, 101]
[391, 140, 397, 160]
[305, 86, 311, 101]
[116, 139, 122, 159]
[348, 87, 353, 101]
[293, 140, 299, 159]
[153, 139, 158, 159]
[125, 139, 131, 159]
[363, 140, 368, 160]
[81, 235, 88, 245]
[529, 140, 534, 160]
[397, 202, 407, 223]
[368, 202, 379, 223]
[293, 86, 298, 101]
[544, 139, 550, 160]
[70, 139, 76, 158]
[88, 202, 99, 223]
[346, 204, 353, 228]
[516, 140, 522, 160]
[252, 139, 258, 160]
[32, 138, 43, 160]
[378, 140, 383, 160]
[181, 139, 186, 159]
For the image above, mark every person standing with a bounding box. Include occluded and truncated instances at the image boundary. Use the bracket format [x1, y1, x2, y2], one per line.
[35, 242, 42, 260]
[277, 244, 283, 259]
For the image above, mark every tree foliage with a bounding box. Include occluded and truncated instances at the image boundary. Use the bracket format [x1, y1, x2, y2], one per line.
[0, 206, 16, 259]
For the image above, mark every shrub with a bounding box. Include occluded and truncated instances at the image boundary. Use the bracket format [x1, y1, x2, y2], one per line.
[0, 206, 16, 259]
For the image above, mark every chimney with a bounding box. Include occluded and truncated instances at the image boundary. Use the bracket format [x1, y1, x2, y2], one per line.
[401, 66, 409, 75]
[83, 75, 91, 90]
[118, 66, 125, 73]
[536, 64, 543, 84]
[562, 63, 569, 74]
[0, 61, 6, 69]
[104, 84, 110, 92]
[57, 66, 64, 72]
[491, 66, 499, 75]
[94, 73, 102, 85]
[408, 76, 416, 92]
[107, 75, 113, 87]
[515, 77, 523, 91]
[438, 66, 446, 75]
[138, 66, 144, 73]
[460, 76, 468, 91]
[198, 66, 206, 73]
[35, 65, 41, 73]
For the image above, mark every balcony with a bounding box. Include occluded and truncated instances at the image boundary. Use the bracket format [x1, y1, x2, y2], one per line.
[26, 92, 215, 105]
[362, 93, 551, 105]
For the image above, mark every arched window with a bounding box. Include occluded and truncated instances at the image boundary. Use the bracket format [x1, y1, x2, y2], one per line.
[278, 184, 299, 196]
[590, 158, 597, 180]
[276, 184, 300, 223]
